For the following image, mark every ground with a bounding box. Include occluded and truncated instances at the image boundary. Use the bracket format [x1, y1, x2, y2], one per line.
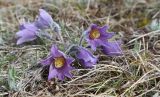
[0, 0, 160, 97]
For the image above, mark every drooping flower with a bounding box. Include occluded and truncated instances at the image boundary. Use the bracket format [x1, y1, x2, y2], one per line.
[84, 24, 115, 51]
[35, 9, 54, 29]
[101, 41, 122, 56]
[35, 9, 61, 33]
[16, 23, 38, 45]
[76, 47, 98, 68]
[40, 45, 74, 80]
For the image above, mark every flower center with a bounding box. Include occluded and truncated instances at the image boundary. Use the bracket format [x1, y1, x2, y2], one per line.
[89, 29, 100, 39]
[54, 57, 65, 68]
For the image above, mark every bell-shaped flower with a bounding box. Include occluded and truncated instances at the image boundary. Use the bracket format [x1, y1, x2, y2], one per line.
[76, 47, 98, 68]
[16, 23, 38, 45]
[35, 9, 54, 29]
[101, 41, 123, 56]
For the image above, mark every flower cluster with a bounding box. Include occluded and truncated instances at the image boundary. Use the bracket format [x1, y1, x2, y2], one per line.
[16, 9, 60, 45]
[16, 9, 123, 81]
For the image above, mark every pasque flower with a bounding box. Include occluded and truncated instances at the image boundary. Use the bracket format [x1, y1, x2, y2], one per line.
[76, 47, 98, 68]
[16, 23, 38, 45]
[35, 9, 62, 39]
[40, 45, 74, 80]
[101, 41, 122, 56]
[84, 24, 115, 51]
[35, 9, 53, 29]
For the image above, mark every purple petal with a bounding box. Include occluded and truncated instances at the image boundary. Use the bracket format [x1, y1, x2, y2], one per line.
[99, 25, 115, 39]
[102, 41, 123, 56]
[48, 64, 73, 81]
[77, 47, 90, 60]
[35, 9, 53, 29]
[88, 39, 106, 51]
[77, 47, 97, 68]
[56, 61, 74, 80]
[40, 55, 53, 66]
[99, 25, 108, 32]
[88, 40, 97, 51]
[19, 23, 33, 30]
[16, 24, 38, 45]
[50, 45, 63, 57]
[90, 24, 98, 29]
[99, 31, 115, 39]
[64, 72, 73, 78]
[23, 23, 38, 32]
[48, 65, 57, 80]
[84, 24, 98, 36]
[66, 57, 75, 65]
[39, 9, 53, 24]
[79, 60, 94, 68]
[60, 68, 73, 80]
[77, 47, 92, 61]
[16, 29, 37, 45]
[16, 28, 36, 38]
[19, 24, 25, 30]
[57, 73, 65, 81]
[17, 37, 37, 45]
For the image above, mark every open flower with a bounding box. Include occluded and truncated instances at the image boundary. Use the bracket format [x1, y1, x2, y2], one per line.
[16, 23, 38, 45]
[76, 47, 98, 68]
[40, 45, 74, 80]
[35, 9, 53, 29]
[101, 41, 122, 56]
[84, 24, 115, 51]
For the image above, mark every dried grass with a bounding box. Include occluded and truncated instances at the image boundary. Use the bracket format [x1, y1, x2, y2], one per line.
[0, 0, 160, 97]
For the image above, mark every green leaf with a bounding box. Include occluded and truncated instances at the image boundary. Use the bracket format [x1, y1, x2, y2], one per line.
[8, 66, 17, 91]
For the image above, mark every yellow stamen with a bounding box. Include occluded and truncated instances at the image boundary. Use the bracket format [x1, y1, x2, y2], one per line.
[54, 57, 65, 68]
[89, 29, 100, 39]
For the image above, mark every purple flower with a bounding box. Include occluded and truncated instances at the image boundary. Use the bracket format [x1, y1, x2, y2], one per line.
[16, 23, 38, 45]
[85, 24, 115, 51]
[19, 24, 25, 30]
[40, 45, 74, 80]
[35, 9, 53, 29]
[101, 41, 123, 56]
[76, 47, 98, 68]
